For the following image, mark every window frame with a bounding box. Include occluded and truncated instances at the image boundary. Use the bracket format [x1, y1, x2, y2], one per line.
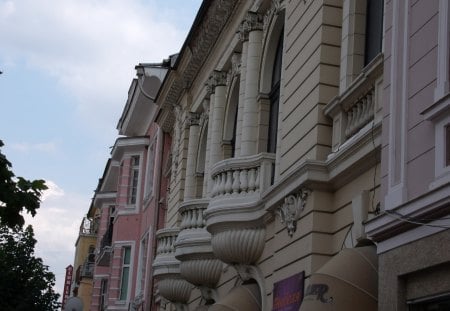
[128, 155, 140, 206]
[119, 246, 132, 301]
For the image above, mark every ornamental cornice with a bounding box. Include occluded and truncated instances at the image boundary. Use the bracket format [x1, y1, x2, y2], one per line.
[161, 0, 239, 109]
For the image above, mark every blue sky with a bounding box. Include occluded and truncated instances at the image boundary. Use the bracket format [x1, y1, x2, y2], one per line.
[0, 0, 202, 297]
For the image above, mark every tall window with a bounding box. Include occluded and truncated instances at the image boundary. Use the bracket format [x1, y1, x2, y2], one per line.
[119, 246, 131, 300]
[137, 234, 149, 293]
[100, 279, 108, 311]
[268, 29, 284, 153]
[129, 156, 140, 205]
[144, 143, 156, 200]
[364, 0, 383, 66]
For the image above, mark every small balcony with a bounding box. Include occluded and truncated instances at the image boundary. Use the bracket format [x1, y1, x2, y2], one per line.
[175, 199, 222, 301]
[153, 228, 192, 308]
[79, 217, 98, 236]
[96, 226, 113, 266]
[204, 152, 275, 269]
[324, 54, 383, 153]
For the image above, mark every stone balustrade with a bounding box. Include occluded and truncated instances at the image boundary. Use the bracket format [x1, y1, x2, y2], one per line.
[210, 152, 275, 198]
[325, 54, 383, 152]
[345, 88, 375, 138]
[179, 201, 207, 230]
[156, 228, 178, 256]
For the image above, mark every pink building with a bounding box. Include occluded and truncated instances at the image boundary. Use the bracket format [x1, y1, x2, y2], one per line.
[367, 0, 450, 309]
[90, 61, 172, 311]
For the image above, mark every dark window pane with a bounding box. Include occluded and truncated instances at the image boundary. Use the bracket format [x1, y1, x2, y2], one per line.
[268, 29, 284, 153]
[364, 0, 383, 66]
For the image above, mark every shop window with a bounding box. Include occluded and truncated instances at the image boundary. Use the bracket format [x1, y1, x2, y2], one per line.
[119, 246, 131, 300]
[364, 0, 384, 66]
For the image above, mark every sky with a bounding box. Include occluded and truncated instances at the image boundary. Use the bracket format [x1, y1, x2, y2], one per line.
[0, 0, 202, 298]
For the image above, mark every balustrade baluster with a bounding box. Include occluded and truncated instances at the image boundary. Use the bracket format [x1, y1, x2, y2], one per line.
[255, 167, 260, 191]
[232, 170, 240, 194]
[225, 171, 233, 195]
[240, 169, 248, 193]
[248, 168, 256, 192]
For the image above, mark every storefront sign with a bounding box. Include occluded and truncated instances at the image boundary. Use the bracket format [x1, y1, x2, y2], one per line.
[273, 271, 305, 311]
[62, 265, 73, 310]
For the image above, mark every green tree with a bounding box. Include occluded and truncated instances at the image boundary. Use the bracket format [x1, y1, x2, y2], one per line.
[0, 139, 47, 228]
[0, 225, 61, 310]
[0, 139, 60, 309]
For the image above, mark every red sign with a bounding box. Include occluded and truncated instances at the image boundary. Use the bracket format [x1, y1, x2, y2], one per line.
[273, 272, 305, 311]
[62, 265, 74, 310]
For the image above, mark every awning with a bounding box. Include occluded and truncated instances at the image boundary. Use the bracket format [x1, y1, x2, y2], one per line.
[299, 245, 378, 311]
[209, 283, 261, 311]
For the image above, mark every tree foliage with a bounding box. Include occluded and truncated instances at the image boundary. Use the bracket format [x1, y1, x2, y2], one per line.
[0, 225, 61, 310]
[0, 139, 47, 228]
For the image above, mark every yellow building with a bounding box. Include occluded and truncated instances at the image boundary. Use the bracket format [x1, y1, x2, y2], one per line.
[72, 214, 98, 311]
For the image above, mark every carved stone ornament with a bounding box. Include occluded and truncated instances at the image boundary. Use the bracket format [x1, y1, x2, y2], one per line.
[276, 188, 310, 236]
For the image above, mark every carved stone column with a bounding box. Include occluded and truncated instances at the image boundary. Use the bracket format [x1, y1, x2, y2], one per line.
[184, 113, 201, 200]
[239, 12, 264, 156]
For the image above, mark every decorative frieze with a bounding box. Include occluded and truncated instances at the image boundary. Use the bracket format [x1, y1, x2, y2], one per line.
[276, 188, 310, 237]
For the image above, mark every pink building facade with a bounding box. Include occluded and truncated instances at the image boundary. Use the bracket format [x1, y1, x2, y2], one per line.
[367, 0, 450, 309]
[90, 62, 171, 311]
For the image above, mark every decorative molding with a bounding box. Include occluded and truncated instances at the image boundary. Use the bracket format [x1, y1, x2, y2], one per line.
[211, 227, 265, 265]
[157, 278, 191, 306]
[263, 0, 285, 39]
[276, 188, 310, 237]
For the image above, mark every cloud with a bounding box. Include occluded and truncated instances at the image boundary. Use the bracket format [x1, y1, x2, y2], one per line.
[0, 0, 199, 137]
[10, 141, 58, 154]
[25, 180, 90, 295]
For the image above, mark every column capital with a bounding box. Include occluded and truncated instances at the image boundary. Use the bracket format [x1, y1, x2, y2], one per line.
[239, 11, 264, 42]
[186, 112, 201, 127]
[206, 70, 228, 95]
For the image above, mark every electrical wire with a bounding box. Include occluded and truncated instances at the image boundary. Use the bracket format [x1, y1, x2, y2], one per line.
[383, 209, 450, 229]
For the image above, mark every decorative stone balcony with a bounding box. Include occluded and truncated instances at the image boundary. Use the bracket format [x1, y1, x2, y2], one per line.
[174, 199, 222, 302]
[204, 153, 275, 275]
[206, 152, 275, 227]
[153, 228, 192, 310]
[325, 54, 383, 152]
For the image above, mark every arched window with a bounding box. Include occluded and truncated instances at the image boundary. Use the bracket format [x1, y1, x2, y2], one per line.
[267, 29, 284, 153]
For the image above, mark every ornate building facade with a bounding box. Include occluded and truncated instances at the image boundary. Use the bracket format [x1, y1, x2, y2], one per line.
[150, 0, 382, 309]
[76, 0, 450, 310]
